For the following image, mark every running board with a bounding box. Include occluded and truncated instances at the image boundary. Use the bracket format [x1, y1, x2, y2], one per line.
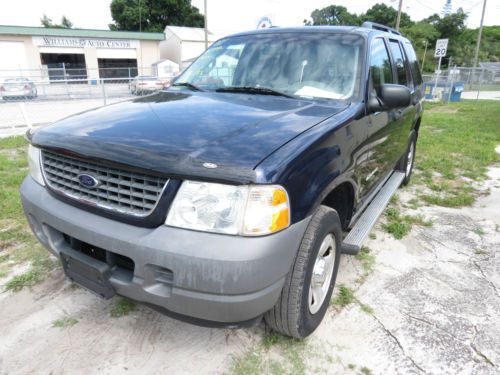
[341, 171, 405, 255]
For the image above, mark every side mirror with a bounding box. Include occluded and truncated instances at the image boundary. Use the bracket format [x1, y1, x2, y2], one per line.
[369, 84, 411, 112]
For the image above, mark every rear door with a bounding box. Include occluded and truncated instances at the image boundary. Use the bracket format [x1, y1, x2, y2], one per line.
[387, 39, 416, 152]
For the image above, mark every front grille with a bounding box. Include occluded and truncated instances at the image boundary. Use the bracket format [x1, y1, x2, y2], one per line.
[41, 150, 168, 217]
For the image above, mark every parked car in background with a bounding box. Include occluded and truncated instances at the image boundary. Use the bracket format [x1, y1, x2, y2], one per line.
[1, 77, 37, 100]
[129, 76, 164, 95]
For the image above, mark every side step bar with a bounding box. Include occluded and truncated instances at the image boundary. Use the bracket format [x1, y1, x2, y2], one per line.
[341, 171, 405, 255]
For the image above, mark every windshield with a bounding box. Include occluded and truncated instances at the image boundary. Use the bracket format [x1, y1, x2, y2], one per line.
[176, 32, 364, 100]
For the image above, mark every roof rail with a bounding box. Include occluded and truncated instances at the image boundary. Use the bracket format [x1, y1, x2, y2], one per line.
[361, 21, 401, 36]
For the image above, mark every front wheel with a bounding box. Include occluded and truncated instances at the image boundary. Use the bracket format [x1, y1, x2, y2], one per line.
[264, 206, 342, 338]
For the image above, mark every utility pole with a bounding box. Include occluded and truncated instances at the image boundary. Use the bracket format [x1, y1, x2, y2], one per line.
[204, 0, 208, 50]
[421, 40, 428, 72]
[395, 0, 403, 31]
[472, 0, 487, 70]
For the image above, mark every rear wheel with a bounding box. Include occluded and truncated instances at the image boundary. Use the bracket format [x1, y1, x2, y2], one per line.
[264, 206, 342, 338]
[397, 132, 417, 186]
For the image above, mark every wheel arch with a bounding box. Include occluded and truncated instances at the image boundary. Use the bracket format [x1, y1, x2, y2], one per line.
[315, 180, 356, 230]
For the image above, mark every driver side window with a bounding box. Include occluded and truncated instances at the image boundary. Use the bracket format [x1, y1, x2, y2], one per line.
[369, 38, 393, 92]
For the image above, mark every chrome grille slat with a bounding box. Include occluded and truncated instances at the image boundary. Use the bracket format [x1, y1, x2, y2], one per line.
[41, 150, 168, 217]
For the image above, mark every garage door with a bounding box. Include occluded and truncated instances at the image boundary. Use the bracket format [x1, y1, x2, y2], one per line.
[0, 41, 28, 72]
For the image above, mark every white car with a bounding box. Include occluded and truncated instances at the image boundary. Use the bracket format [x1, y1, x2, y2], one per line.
[1, 77, 37, 100]
[129, 76, 164, 95]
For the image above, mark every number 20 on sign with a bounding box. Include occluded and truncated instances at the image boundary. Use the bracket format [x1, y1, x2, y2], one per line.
[434, 39, 448, 58]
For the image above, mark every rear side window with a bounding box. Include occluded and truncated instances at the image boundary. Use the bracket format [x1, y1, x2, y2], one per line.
[403, 41, 423, 85]
[388, 40, 410, 87]
[369, 38, 393, 90]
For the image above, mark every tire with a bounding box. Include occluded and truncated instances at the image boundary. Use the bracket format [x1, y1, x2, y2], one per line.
[264, 205, 342, 338]
[397, 132, 417, 186]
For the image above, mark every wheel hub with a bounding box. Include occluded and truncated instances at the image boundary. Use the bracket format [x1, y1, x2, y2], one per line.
[308, 234, 336, 314]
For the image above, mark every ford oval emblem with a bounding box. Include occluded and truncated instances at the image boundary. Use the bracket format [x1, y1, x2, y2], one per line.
[78, 174, 99, 189]
[202, 162, 218, 169]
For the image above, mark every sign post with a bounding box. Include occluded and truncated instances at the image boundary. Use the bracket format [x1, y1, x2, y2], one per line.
[433, 39, 448, 99]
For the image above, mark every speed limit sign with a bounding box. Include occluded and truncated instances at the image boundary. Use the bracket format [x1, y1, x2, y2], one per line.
[434, 39, 448, 57]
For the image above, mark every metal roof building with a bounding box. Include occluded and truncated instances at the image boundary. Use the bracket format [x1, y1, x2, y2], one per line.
[160, 26, 217, 65]
[0, 25, 164, 81]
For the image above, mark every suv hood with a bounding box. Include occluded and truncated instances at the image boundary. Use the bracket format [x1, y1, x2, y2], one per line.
[32, 91, 347, 183]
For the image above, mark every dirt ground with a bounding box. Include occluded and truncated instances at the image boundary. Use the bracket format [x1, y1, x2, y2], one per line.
[0, 167, 499, 375]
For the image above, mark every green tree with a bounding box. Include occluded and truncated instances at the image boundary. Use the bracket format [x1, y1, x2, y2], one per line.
[304, 5, 359, 26]
[40, 14, 73, 28]
[401, 22, 439, 72]
[422, 8, 467, 37]
[109, 0, 204, 32]
[360, 3, 413, 29]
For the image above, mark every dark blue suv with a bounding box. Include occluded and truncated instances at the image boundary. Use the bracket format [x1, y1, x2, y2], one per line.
[21, 23, 424, 338]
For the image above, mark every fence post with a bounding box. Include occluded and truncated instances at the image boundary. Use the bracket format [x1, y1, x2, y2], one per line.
[447, 66, 456, 104]
[101, 79, 107, 106]
[476, 68, 484, 100]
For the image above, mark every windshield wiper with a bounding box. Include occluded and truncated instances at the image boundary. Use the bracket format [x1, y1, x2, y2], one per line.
[215, 86, 294, 98]
[171, 82, 205, 91]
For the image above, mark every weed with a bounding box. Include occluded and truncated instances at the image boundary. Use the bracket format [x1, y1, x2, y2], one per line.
[360, 367, 373, 375]
[383, 208, 433, 239]
[358, 302, 374, 314]
[356, 246, 375, 275]
[368, 233, 376, 240]
[231, 350, 263, 375]
[4, 270, 42, 292]
[348, 363, 356, 369]
[331, 285, 354, 307]
[52, 315, 78, 328]
[473, 227, 486, 236]
[407, 198, 420, 209]
[262, 332, 282, 349]
[110, 298, 136, 317]
[474, 248, 488, 255]
[231, 336, 306, 375]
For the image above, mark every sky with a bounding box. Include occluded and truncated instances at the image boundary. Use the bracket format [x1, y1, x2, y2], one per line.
[0, 0, 497, 34]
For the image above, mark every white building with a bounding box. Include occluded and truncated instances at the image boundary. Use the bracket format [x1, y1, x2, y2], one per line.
[0, 25, 164, 81]
[160, 26, 217, 65]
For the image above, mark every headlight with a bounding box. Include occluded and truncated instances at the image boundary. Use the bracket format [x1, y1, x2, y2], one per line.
[27, 144, 45, 186]
[166, 181, 290, 236]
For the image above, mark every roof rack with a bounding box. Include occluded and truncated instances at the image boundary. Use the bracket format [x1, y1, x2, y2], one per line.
[361, 21, 401, 36]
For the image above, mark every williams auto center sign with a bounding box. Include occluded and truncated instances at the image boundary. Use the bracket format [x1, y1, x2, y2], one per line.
[32, 36, 139, 49]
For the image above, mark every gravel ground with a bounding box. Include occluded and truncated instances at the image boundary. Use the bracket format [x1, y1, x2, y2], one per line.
[0, 167, 498, 375]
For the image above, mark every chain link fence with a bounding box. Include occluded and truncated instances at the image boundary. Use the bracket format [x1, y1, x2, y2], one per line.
[422, 65, 500, 102]
[0, 67, 174, 135]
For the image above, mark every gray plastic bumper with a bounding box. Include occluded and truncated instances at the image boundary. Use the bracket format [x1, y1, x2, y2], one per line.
[20, 177, 310, 323]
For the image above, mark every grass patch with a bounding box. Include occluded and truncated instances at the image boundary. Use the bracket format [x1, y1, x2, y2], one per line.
[415, 101, 500, 207]
[473, 227, 486, 236]
[4, 269, 43, 292]
[358, 302, 374, 314]
[110, 297, 136, 317]
[383, 207, 433, 240]
[232, 334, 306, 375]
[0, 136, 58, 290]
[52, 315, 79, 328]
[331, 284, 354, 307]
[356, 246, 375, 275]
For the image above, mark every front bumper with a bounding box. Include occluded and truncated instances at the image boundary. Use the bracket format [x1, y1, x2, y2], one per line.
[20, 177, 310, 324]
